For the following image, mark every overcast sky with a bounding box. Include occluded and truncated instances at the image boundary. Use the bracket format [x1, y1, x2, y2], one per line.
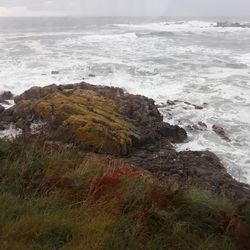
[0, 0, 249, 17]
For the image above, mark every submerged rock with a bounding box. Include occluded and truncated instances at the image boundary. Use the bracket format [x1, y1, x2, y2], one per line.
[215, 21, 250, 28]
[212, 125, 231, 142]
[165, 99, 207, 110]
[192, 122, 208, 131]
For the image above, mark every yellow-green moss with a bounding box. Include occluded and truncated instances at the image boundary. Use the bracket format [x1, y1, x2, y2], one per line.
[32, 90, 140, 155]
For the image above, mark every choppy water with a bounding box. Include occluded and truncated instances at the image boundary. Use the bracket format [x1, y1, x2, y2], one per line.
[0, 17, 250, 183]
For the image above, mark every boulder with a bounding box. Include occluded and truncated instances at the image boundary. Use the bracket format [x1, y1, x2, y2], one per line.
[213, 125, 231, 142]
[0, 105, 4, 114]
[14, 85, 58, 104]
[157, 123, 187, 142]
[11, 82, 187, 151]
[0, 91, 14, 103]
[18, 90, 140, 155]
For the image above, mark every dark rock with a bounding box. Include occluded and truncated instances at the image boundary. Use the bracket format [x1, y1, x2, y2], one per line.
[0, 91, 14, 104]
[215, 21, 250, 28]
[14, 85, 58, 103]
[166, 99, 206, 110]
[167, 100, 176, 105]
[124, 148, 250, 201]
[192, 122, 207, 131]
[212, 125, 231, 142]
[7, 82, 187, 155]
[157, 123, 187, 142]
[0, 124, 5, 130]
[184, 101, 204, 110]
[0, 105, 4, 113]
[194, 105, 203, 110]
[88, 74, 96, 77]
[51, 71, 59, 75]
[198, 121, 207, 128]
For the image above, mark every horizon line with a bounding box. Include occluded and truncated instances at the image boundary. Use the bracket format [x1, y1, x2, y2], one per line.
[1, 15, 250, 18]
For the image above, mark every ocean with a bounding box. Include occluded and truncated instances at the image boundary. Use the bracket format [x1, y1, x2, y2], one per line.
[0, 17, 250, 183]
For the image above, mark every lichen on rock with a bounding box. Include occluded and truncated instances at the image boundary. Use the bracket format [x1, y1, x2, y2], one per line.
[28, 90, 140, 155]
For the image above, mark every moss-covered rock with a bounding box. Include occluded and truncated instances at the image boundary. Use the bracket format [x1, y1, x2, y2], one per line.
[31, 90, 140, 155]
[1, 82, 188, 155]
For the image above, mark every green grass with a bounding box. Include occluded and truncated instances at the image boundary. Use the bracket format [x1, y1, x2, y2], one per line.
[0, 137, 249, 249]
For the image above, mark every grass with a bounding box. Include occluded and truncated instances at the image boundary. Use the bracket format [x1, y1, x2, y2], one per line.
[0, 137, 249, 249]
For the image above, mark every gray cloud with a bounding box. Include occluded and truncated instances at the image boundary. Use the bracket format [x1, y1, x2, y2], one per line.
[0, 0, 249, 16]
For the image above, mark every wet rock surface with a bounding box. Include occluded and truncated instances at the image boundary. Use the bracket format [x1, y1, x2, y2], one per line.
[124, 145, 250, 200]
[12, 82, 187, 145]
[2, 82, 187, 154]
[159, 99, 208, 110]
[1, 82, 250, 201]
[0, 91, 14, 105]
[0, 91, 14, 101]
[0, 105, 4, 114]
[213, 125, 231, 142]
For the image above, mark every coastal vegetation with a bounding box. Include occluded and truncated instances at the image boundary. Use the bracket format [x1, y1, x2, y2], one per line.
[1, 137, 249, 250]
[0, 83, 250, 249]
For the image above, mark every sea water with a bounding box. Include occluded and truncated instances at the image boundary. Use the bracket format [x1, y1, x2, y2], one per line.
[0, 17, 249, 183]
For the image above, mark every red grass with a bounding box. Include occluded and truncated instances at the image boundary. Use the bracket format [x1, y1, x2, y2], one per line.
[146, 186, 179, 210]
[133, 209, 147, 222]
[226, 216, 250, 249]
[87, 165, 141, 202]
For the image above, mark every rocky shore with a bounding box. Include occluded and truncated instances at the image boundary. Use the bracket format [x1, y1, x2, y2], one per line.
[1, 82, 250, 201]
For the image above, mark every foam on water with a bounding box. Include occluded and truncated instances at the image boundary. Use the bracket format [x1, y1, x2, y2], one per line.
[0, 18, 250, 183]
[0, 124, 22, 139]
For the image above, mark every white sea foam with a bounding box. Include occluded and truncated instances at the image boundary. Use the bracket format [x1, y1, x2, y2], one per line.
[0, 124, 22, 139]
[1, 100, 15, 109]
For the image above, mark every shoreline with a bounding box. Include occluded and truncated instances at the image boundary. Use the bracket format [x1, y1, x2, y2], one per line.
[1, 82, 250, 201]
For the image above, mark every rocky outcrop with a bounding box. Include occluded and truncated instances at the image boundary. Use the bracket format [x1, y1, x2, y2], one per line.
[2, 82, 186, 155]
[31, 90, 139, 155]
[0, 105, 4, 114]
[1, 82, 250, 201]
[0, 91, 14, 107]
[124, 146, 250, 200]
[213, 125, 231, 142]
[0, 91, 14, 102]
[14, 84, 58, 103]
